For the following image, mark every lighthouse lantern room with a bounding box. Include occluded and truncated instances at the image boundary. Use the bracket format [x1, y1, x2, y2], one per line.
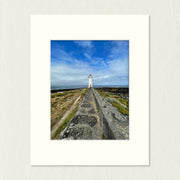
[88, 74, 93, 88]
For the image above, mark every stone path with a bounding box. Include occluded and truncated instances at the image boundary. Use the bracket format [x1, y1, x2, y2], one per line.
[60, 88, 103, 140]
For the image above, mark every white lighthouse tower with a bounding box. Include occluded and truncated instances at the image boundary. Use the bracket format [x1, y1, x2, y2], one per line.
[88, 74, 93, 88]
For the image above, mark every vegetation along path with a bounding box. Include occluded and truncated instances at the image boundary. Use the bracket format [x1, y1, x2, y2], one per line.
[51, 95, 81, 138]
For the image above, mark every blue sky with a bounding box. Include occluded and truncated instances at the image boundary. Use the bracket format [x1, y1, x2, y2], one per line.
[51, 40, 129, 88]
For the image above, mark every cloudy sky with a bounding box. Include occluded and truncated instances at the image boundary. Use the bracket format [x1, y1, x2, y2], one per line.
[51, 40, 129, 89]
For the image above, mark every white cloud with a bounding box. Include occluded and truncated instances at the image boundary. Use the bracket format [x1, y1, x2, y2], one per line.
[74, 41, 93, 48]
[107, 58, 129, 76]
[84, 53, 91, 60]
[51, 42, 129, 88]
[51, 63, 92, 87]
[109, 41, 129, 59]
[51, 57, 129, 88]
[51, 46, 75, 63]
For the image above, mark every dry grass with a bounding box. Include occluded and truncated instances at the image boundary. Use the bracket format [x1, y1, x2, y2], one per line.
[51, 88, 88, 137]
[51, 89, 85, 129]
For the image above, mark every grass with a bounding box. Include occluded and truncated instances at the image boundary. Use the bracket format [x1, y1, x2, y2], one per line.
[52, 106, 79, 139]
[81, 88, 88, 96]
[118, 97, 129, 108]
[97, 89, 129, 115]
[51, 88, 86, 139]
[112, 102, 129, 115]
[51, 92, 66, 98]
[97, 90, 111, 98]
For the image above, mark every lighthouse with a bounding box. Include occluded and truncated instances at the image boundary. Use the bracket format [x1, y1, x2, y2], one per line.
[88, 74, 93, 88]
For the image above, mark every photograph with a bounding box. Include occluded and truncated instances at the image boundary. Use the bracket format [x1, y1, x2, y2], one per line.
[51, 40, 129, 140]
[31, 15, 149, 165]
